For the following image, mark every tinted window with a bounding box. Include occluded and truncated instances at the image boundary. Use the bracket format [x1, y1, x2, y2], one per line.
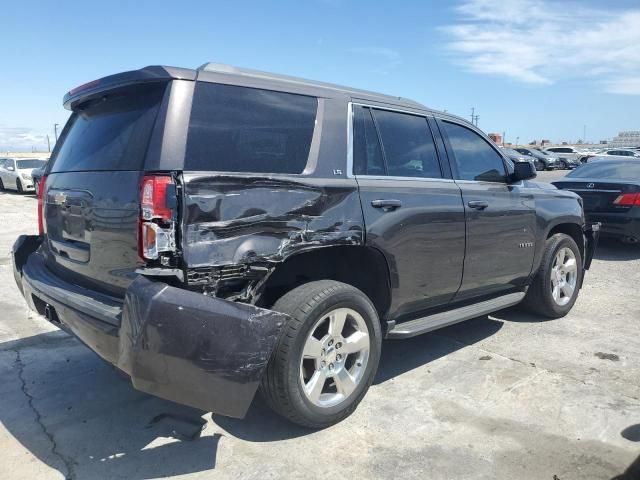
[567, 161, 640, 180]
[442, 121, 507, 182]
[17, 159, 46, 169]
[51, 84, 165, 173]
[372, 109, 441, 178]
[353, 106, 385, 175]
[515, 148, 531, 156]
[186, 83, 317, 174]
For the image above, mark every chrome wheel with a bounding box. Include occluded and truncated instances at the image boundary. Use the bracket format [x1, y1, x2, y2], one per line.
[550, 247, 578, 306]
[300, 307, 370, 408]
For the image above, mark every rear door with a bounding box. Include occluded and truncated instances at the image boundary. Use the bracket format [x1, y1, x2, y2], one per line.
[438, 118, 536, 301]
[353, 104, 465, 320]
[43, 82, 168, 297]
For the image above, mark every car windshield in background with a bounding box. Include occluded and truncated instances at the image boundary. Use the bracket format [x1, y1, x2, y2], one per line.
[16, 159, 46, 169]
[567, 160, 640, 180]
[50, 83, 166, 173]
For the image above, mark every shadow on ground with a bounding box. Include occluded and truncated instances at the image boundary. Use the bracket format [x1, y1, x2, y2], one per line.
[1, 332, 220, 479]
[594, 238, 640, 261]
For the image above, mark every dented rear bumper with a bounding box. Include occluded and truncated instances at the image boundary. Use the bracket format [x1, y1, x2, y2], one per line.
[12, 235, 287, 418]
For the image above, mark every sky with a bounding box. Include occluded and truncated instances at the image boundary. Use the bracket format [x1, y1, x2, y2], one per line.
[1, 0, 639, 151]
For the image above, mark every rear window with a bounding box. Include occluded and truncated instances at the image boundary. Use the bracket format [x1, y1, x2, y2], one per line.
[17, 159, 46, 169]
[51, 84, 165, 173]
[567, 161, 640, 181]
[185, 82, 317, 174]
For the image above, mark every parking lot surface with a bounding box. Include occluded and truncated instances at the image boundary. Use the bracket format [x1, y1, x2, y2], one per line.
[1, 169, 639, 479]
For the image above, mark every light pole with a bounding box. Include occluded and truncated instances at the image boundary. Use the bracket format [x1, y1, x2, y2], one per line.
[515, 136, 519, 146]
[54, 123, 59, 143]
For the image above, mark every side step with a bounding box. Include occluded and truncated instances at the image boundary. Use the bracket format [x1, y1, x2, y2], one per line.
[386, 292, 525, 339]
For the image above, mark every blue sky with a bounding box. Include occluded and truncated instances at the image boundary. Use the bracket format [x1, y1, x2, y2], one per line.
[1, 0, 639, 151]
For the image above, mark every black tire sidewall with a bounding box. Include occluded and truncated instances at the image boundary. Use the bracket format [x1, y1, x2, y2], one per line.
[279, 284, 381, 425]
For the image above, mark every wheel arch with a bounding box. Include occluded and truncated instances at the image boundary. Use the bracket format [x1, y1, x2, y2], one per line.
[257, 245, 392, 321]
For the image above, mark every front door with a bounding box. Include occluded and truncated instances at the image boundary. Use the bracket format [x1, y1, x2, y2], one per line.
[438, 119, 536, 301]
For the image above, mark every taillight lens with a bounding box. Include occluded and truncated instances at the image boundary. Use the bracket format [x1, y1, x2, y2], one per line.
[141, 175, 174, 222]
[613, 193, 640, 206]
[37, 175, 48, 235]
[139, 174, 176, 260]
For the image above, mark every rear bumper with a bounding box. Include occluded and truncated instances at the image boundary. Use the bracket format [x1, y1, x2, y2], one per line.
[586, 212, 640, 243]
[12, 235, 287, 419]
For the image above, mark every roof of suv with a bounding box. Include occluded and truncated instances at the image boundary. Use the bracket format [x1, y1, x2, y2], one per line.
[197, 63, 429, 111]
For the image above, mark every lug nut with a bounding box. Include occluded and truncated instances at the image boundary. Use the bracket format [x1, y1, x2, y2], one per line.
[336, 342, 342, 349]
[329, 363, 334, 370]
[336, 354, 342, 361]
[321, 361, 326, 368]
[328, 339, 334, 346]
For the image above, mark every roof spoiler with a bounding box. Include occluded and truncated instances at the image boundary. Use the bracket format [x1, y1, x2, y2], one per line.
[63, 65, 196, 110]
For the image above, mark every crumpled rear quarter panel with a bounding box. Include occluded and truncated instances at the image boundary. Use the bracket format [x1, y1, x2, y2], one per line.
[181, 174, 364, 268]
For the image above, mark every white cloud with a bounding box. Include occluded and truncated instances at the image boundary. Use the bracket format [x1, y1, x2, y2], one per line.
[0, 126, 51, 152]
[442, 0, 640, 94]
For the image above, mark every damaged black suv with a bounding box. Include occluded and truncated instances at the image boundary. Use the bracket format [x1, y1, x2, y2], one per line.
[12, 64, 599, 428]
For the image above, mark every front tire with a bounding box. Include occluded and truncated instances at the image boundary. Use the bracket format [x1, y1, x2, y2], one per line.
[16, 178, 24, 193]
[261, 280, 382, 428]
[0, 178, 4, 191]
[522, 233, 583, 318]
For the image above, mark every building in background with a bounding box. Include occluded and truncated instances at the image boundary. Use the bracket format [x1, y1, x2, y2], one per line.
[488, 133, 502, 145]
[610, 131, 640, 147]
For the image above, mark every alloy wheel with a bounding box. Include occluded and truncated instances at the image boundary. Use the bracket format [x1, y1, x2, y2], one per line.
[550, 247, 578, 306]
[299, 307, 371, 408]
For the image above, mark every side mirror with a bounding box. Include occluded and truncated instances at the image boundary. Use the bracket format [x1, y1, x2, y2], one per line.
[511, 161, 536, 182]
[7, 166, 14, 171]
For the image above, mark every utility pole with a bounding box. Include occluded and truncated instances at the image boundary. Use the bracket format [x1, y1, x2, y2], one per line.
[502, 131, 506, 146]
[54, 123, 59, 142]
[471, 107, 475, 124]
[473, 114, 479, 127]
[46, 135, 51, 153]
[516, 136, 519, 146]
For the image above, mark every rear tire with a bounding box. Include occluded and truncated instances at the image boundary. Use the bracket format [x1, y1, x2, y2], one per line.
[521, 233, 583, 318]
[261, 280, 382, 428]
[0, 178, 4, 191]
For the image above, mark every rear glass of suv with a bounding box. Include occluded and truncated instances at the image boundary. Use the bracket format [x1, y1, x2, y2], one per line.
[185, 82, 317, 174]
[51, 83, 166, 173]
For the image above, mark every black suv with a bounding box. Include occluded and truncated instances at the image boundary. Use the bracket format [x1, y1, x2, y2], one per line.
[12, 64, 599, 428]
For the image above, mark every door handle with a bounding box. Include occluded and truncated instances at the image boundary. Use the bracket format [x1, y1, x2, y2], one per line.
[371, 199, 402, 210]
[467, 200, 489, 210]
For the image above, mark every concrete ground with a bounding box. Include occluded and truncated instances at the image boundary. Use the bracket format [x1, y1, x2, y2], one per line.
[1, 170, 639, 480]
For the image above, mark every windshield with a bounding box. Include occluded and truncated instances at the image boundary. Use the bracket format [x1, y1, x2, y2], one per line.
[567, 161, 640, 181]
[51, 83, 166, 173]
[17, 159, 46, 169]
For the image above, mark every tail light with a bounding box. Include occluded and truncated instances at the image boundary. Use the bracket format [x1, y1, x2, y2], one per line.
[139, 175, 177, 260]
[613, 193, 640, 206]
[37, 175, 48, 235]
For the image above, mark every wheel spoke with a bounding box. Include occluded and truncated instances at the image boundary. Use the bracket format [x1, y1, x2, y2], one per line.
[555, 251, 565, 267]
[552, 285, 560, 301]
[342, 331, 369, 354]
[564, 257, 577, 273]
[334, 369, 357, 397]
[328, 309, 347, 337]
[305, 369, 327, 402]
[561, 283, 574, 299]
[303, 337, 323, 359]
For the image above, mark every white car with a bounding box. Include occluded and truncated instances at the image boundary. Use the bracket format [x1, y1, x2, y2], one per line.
[598, 149, 640, 158]
[0, 158, 47, 192]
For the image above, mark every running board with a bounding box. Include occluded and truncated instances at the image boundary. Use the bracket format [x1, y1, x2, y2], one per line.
[386, 292, 525, 339]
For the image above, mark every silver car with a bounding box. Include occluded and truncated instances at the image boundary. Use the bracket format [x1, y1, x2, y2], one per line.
[0, 158, 47, 192]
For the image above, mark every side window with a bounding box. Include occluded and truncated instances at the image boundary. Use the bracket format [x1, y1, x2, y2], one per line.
[185, 83, 317, 174]
[442, 121, 507, 182]
[372, 109, 442, 178]
[353, 106, 385, 175]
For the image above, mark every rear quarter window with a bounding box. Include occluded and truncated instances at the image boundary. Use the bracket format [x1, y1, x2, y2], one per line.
[185, 82, 317, 174]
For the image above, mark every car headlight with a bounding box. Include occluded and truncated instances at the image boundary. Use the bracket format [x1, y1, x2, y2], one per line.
[21, 173, 31, 180]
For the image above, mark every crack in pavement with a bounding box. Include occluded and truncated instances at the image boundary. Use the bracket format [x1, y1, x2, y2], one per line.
[14, 349, 76, 480]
